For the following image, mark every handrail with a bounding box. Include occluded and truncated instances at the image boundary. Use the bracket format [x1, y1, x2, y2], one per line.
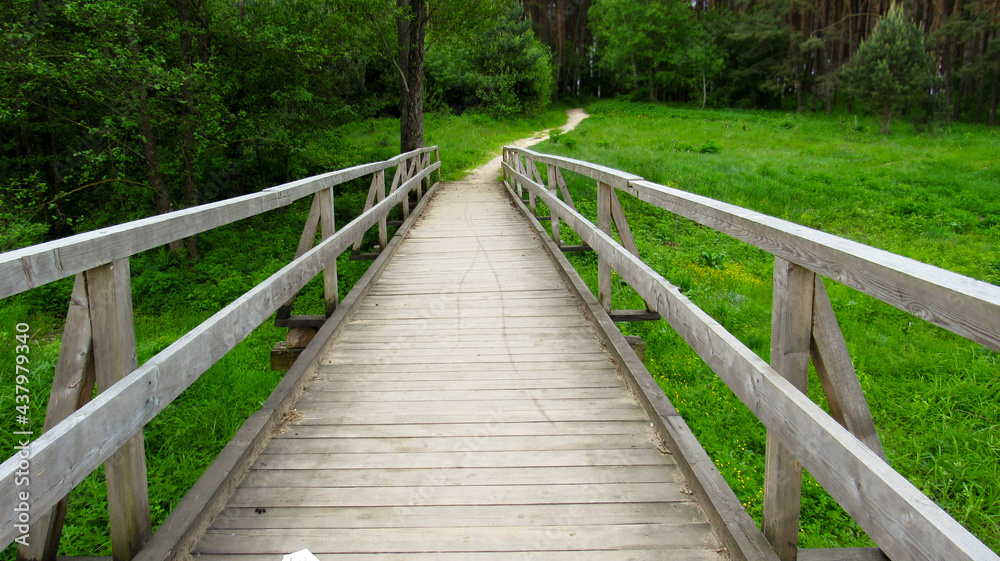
[0, 146, 439, 300]
[502, 150, 999, 561]
[0, 157, 439, 546]
[509, 147, 1000, 353]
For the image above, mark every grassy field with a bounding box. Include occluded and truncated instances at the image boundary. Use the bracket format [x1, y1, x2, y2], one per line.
[0, 106, 568, 557]
[530, 100, 1000, 551]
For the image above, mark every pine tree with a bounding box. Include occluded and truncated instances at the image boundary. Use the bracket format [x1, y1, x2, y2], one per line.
[845, 4, 935, 134]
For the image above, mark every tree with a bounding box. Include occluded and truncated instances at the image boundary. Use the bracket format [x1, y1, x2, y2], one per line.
[845, 4, 935, 134]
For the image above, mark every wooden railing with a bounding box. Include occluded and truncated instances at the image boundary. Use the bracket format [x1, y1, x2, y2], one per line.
[502, 146, 1000, 561]
[0, 147, 440, 559]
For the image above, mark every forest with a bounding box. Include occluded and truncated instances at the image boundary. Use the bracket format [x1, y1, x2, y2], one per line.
[2, 0, 999, 252]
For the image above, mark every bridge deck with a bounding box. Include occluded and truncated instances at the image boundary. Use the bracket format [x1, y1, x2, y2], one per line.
[191, 181, 724, 560]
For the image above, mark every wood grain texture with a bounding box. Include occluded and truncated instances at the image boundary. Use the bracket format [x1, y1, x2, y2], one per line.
[0, 147, 438, 299]
[132, 174, 444, 561]
[811, 277, 886, 459]
[762, 259, 815, 561]
[504, 160, 999, 561]
[190, 180, 721, 560]
[318, 187, 338, 316]
[86, 259, 152, 561]
[19, 274, 96, 561]
[504, 174, 779, 561]
[597, 181, 613, 312]
[504, 147, 1000, 353]
[0, 161, 439, 547]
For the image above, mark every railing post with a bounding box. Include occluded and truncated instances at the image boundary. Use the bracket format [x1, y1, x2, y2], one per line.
[401, 157, 411, 220]
[597, 180, 613, 312]
[435, 147, 441, 183]
[87, 258, 152, 561]
[547, 164, 561, 246]
[762, 257, 816, 561]
[18, 274, 96, 561]
[318, 187, 338, 316]
[376, 169, 387, 249]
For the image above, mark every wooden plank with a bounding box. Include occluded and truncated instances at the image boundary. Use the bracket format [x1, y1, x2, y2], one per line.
[229, 481, 688, 507]
[548, 163, 561, 246]
[86, 260, 152, 561]
[194, 523, 718, 554]
[609, 310, 661, 322]
[293, 407, 650, 426]
[318, 187, 338, 316]
[505, 176, 778, 561]
[597, 181, 612, 312]
[352, 173, 381, 252]
[624, 178, 1000, 353]
[133, 171, 442, 561]
[268, 421, 651, 439]
[273, 314, 326, 328]
[299, 378, 622, 391]
[275, 194, 321, 320]
[301, 387, 624, 402]
[374, 170, 388, 249]
[797, 548, 888, 561]
[0, 147, 437, 299]
[0, 161, 440, 546]
[210, 501, 698, 528]
[19, 274, 96, 561]
[189, 551, 724, 561]
[559, 244, 593, 253]
[263, 433, 664, 455]
[762, 258, 816, 561]
[506, 161, 1000, 561]
[510, 148, 642, 189]
[811, 277, 886, 459]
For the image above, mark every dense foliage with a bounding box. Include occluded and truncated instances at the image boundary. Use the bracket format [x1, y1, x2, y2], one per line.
[526, 0, 1000, 124]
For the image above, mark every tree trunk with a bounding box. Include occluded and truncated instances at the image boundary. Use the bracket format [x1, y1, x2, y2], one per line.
[396, 0, 426, 153]
[881, 101, 892, 134]
[176, 0, 199, 259]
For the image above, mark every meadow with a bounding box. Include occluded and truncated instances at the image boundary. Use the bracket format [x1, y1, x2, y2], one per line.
[531, 100, 1000, 551]
[0, 106, 568, 557]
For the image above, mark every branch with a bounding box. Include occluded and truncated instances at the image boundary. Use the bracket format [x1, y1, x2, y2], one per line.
[368, 11, 409, 93]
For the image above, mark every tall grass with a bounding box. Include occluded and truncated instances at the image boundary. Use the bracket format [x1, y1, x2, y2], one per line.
[0, 106, 568, 557]
[533, 100, 999, 551]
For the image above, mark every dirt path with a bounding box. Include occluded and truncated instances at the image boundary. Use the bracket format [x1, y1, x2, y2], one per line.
[461, 108, 588, 183]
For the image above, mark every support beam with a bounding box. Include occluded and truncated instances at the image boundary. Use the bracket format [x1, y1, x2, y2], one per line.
[275, 196, 322, 322]
[811, 277, 886, 459]
[597, 181, 613, 312]
[19, 275, 96, 561]
[317, 188, 337, 316]
[86, 259, 151, 561]
[762, 258, 816, 561]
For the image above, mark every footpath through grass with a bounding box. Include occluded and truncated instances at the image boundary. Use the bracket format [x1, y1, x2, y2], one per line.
[531, 100, 1000, 551]
[0, 106, 568, 557]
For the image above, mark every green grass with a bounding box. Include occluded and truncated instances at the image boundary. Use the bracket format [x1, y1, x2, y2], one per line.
[0, 106, 569, 557]
[531, 100, 1000, 551]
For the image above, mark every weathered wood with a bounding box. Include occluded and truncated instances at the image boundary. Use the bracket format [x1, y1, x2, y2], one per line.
[609, 189, 655, 312]
[19, 274, 96, 561]
[597, 181, 613, 312]
[132, 169, 441, 561]
[608, 310, 661, 322]
[762, 259, 816, 561]
[796, 548, 888, 561]
[0, 161, 439, 546]
[504, 161, 999, 561]
[623, 178, 1000, 353]
[0, 147, 438, 299]
[318, 187, 338, 316]
[811, 277, 886, 459]
[507, 147, 642, 189]
[553, 167, 577, 211]
[275, 195, 322, 321]
[269, 341, 301, 372]
[352, 173, 382, 253]
[559, 244, 593, 252]
[376, 169, 387, 248]
[506, 177, 779, 561]
[273, 315, 325, 328]
[86, 259, 152, 561]
[547, 164, 561, 246]
[192, 551, 723, 561]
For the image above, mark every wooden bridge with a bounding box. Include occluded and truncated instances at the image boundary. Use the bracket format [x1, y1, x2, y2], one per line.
[1, 145, 998, 561]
